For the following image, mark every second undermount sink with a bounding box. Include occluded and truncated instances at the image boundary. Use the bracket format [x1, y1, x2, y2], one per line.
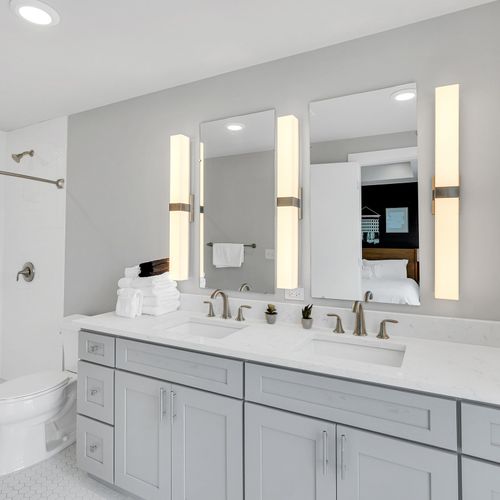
[158, 320, 242, 341]
[298, 335, 406, 368]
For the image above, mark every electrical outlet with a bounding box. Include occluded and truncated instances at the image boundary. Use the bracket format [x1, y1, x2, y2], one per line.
[285, 288, 305, 301]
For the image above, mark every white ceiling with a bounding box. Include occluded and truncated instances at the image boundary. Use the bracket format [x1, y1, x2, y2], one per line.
[310, 83, 417, 142]
[0, 0, 493, 131]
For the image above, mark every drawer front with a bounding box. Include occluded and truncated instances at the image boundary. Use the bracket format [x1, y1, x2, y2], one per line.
[245, 363, 457, 450]
[79, 331, 115, 367]
[116, 339, 243, 398]
[462, 457, 500, 500]
[77, 361, 114, 424]
[462, 403, 500, 462]
[77, 415, 114, 484]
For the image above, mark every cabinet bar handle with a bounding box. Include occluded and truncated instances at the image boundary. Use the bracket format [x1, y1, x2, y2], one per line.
[340, 434, 346, 480]
[322, 430, 328, 475]
[170, 390, 176, 422]
[160, 388, 166, 421]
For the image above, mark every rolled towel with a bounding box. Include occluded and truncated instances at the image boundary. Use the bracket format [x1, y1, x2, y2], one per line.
[142, 301, 180, 316]
[118, 277, 133, 289]
[116, 288, 143, 318]
[124, 265, 140, 279]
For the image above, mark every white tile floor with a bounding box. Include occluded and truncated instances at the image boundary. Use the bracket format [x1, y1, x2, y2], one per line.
[0, 445, 132, 499]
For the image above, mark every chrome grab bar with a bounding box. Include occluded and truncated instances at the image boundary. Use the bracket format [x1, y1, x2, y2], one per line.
[0, 170, 64, 189]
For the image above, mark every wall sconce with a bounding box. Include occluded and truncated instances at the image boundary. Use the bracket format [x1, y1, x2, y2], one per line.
[433, 84, 460, 300]
[199, 141, 205, 286]
[276, 115, 300, 289]
[169, 134, 193, 281]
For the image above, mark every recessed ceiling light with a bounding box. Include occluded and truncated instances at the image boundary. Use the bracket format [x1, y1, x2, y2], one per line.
[391, 89, 417, 102]
[226, 123, 245, 132]
[10, 0, 60, 26]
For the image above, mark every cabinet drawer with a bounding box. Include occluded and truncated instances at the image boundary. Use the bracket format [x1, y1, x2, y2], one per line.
[77, 361, 114, 424]
[462, 403, 500, 462]
[462, 457, 500, 499]
[245, 363, 457, 450]
[116, 339, 243, 398]
[77, 415, 114, 484]
[79, 331, 115, 367]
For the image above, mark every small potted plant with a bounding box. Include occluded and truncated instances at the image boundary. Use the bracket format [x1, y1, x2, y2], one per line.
[265, 304, 277, 324]
[301, 304, 314, 329]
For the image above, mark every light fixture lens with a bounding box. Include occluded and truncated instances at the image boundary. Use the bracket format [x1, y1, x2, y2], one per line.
[226, 123, 244, 132]
[392, 89, 417, 102]
[11, 0, 60, 26]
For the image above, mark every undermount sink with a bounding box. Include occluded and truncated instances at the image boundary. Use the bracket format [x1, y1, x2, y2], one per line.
[298, 335, 406, 368]
[158, 320, 241, 340]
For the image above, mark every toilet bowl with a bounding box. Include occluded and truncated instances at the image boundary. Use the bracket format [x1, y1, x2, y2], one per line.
[0, 315, 85, 476]
[0, 370, 77, 476]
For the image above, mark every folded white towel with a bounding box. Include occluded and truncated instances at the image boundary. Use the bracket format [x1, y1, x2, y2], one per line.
[143, 294, 180, 307]
[141, 288, 180, 300]
[134, 272, 173, 285]
[142, 301, 180, 316]
[212, 243, 244, 268]
[115, 288, 143, 318]
[118, 277, 178, 290]
[124, 265, 140, 279]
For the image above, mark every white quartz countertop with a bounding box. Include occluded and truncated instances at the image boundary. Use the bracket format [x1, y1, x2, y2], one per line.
[76, 311, 500, 406]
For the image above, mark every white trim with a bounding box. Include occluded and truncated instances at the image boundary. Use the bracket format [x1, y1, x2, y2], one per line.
[348, 147, 417, 167]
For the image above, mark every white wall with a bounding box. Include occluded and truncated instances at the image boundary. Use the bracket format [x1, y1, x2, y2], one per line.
[0, 118, 67, 380]
[0, 131, 6, 377]
[65, 3, 500, 322]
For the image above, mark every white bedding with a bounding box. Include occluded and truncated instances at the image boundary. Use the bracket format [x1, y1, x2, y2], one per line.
[362, 277, 420, 305]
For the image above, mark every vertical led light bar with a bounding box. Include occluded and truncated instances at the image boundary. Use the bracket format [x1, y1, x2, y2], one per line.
[276, 115, 300, 289]
[199, 142, 205, 285]
[434, 84, 460, 300]
[169, 134, 191, 281]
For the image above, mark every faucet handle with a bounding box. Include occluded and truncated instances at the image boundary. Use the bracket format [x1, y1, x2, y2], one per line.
[236, 305, 251, 322]
[364, 290, 373, 302]
[326, 313, 345, 334]
[203, 300, 215, 318]
[377, 319, 398, 340]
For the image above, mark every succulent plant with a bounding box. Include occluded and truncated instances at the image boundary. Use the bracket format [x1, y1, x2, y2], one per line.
[302, 304, 313, 320]
[266, 304, 277, 315]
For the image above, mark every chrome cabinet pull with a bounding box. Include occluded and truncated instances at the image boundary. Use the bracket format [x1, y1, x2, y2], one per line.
[170, 390, 176, 422]
[340, 434, 347, 480]
[160, 388, 166, 421]
[322, 430, 329, 475]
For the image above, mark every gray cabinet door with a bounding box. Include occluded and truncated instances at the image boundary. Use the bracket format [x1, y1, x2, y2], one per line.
[245, 403, 336, 500]
[337, 425, 458, 500]
[462, 457, 500, 499]
[171, 385, 243, 500]
[115, 371, 171, 500]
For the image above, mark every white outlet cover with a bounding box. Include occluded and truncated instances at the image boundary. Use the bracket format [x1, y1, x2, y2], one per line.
[284, 288, 305, 301]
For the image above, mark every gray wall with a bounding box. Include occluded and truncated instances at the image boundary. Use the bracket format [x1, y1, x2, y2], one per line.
[311, 131, 418, 164]
[204, 150, 275, 293]
[65, 2, 500, 321]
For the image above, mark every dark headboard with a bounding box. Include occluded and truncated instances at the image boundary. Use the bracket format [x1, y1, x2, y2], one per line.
[362, 248, 419, 283]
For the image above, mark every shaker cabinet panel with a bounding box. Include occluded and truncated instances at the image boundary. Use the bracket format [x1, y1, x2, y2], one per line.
[114, 371, 172, 500]
[245, 403, 336, 500]
[171, 385, 243, 500]
[336, 426, 458, 500]
[462, 457, 500, 500]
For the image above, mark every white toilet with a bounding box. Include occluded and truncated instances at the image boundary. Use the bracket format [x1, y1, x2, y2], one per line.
[0, 315, 84, 476]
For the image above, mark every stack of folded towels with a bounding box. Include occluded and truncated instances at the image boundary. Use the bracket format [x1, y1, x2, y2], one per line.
[115, 258, 180, 318]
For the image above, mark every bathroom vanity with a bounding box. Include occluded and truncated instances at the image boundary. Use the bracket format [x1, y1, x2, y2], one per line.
[75, 312, 500, 500]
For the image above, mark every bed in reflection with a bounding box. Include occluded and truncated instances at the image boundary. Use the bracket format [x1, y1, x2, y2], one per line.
[362, 248, 420, 305]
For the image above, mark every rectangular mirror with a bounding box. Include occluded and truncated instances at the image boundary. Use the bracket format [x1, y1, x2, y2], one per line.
[200, 109, 275, 293]
[310, 84, 420, 305]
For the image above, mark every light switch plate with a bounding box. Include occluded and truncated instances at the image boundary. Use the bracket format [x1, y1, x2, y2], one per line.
[285, 288, 305, 301]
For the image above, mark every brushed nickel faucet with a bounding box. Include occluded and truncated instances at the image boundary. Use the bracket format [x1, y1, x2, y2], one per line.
[377, 319, 399, 339]
[210, 289, 231, 319]
[352, 291, 373, 336]
[236, 305, 252, 321]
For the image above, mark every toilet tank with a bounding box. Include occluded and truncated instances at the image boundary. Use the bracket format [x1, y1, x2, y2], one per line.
[61, 315, 88, 373]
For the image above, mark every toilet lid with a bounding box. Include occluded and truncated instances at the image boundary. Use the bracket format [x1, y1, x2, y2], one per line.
[0, 371, 70, 401]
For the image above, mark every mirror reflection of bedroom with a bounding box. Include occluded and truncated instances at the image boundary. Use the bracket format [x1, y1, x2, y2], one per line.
[310, 83, 420, 305]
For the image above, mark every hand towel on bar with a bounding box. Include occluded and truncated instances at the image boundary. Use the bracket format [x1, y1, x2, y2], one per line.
[212, 243, 244, 268]
[142, 301, 180, 316]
